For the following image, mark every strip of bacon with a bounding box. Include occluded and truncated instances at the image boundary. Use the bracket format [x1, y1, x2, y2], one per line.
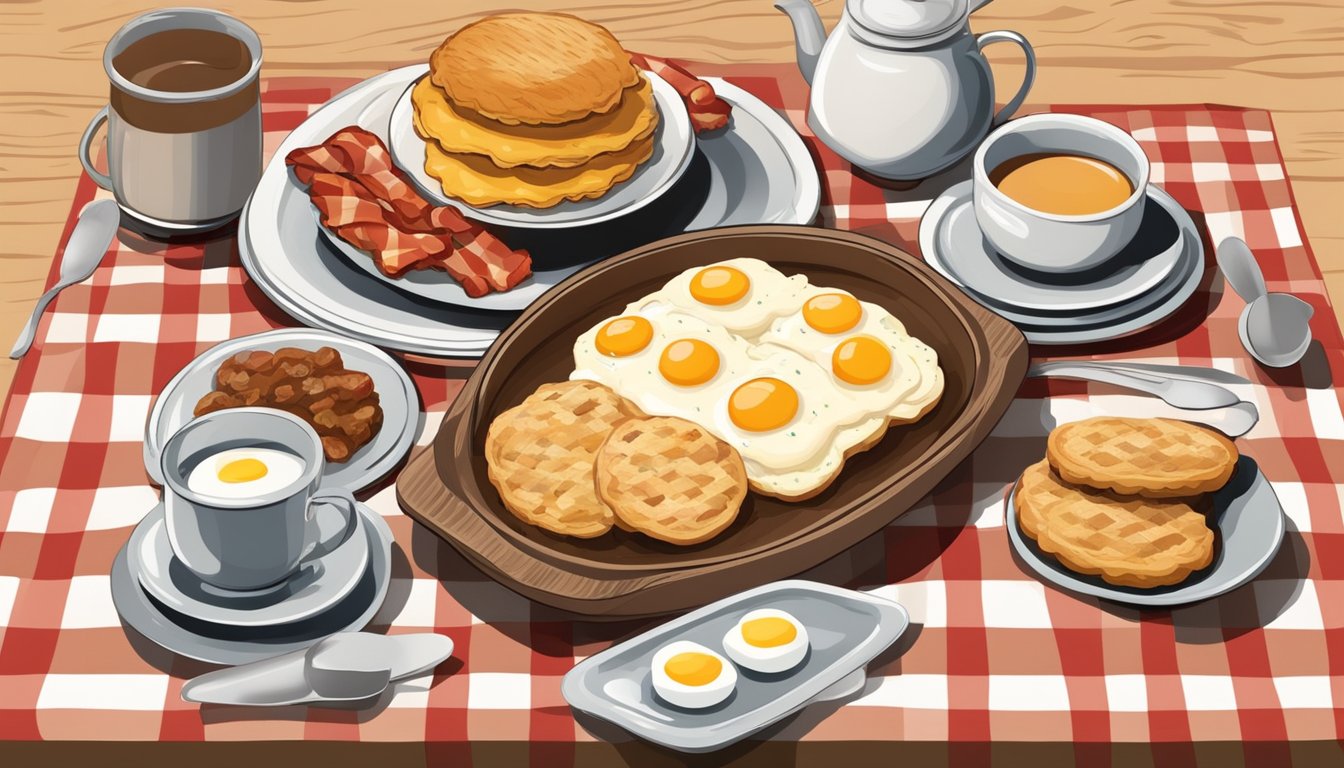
[629, 53, 732, 133]
[284, 127, 531, 296]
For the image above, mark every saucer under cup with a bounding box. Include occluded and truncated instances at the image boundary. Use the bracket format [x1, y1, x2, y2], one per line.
[133, 501, 370, 627]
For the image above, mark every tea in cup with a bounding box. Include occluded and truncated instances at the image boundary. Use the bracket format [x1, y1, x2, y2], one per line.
[160, 408, 358, 592]
[973, 114, 1150, 273]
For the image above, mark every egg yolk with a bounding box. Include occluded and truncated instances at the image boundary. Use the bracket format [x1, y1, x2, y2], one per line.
[741, 617, 798, 648]
[729, 377, 799, 432]
[689, 266, 750, 306]
[832, 335, 892, 386]
[217, 458, 268, 484]
[803, 293, 862, 334]
[595, 316, 653, 357]
[659, 339, 720, 386]
[664, 652, 722, 687]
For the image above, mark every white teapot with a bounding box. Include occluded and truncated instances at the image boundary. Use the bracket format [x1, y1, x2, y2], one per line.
[777, 0, 1035, 181]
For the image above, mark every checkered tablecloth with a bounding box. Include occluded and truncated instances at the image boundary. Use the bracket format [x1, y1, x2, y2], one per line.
[1, 63, 1341, 765]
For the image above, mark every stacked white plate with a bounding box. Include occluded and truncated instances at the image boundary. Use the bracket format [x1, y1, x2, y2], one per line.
[239, 65, 822, 358]
[919, 180, 1205, 345]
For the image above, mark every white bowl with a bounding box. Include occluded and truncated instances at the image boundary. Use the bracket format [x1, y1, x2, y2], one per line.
[973, 113, 1150, 273]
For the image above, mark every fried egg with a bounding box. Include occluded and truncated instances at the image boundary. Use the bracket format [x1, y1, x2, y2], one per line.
[571, 306, 751, 422]
[628, 258, 809, 338]
[722, 608, 810, 674]
[761, 286, 944, 423]
[575, 313, 867, 498]
[650, 641, 736, 709]
[185, 447, 306, 499]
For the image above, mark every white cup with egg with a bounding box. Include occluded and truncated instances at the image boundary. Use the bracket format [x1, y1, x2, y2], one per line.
[160, 408, 359, 592]
[973, 113, 1151, 273]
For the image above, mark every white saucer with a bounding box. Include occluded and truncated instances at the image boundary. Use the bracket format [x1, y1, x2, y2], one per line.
[387, 69, 696, 229]
[142, 328, 420, 491]
[111, 501, 394, 666]
[131, 502, 370, 628]
[920, 181, 1205, 345]
[1007, 457, 1284, 607]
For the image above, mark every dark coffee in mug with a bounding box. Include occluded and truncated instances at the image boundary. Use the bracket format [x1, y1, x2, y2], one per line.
[112, 28, 252, 93]
[81, 9, 264, 232]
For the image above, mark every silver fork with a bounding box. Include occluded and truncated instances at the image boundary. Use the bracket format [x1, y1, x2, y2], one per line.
[1029, 361, 1242, 410]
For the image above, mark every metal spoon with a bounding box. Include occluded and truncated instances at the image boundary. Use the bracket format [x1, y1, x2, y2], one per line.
[1216, 237, 1314, 368]
[10, 199, 120, 359]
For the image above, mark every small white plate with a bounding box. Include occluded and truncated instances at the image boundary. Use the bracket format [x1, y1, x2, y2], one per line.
[1006, 457, 1285, 608]
[387, 70, 695, 229]
[143, 328, 419, 492]
[132, 502, 370, 628]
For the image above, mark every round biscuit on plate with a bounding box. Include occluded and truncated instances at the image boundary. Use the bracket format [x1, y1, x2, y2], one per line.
[429, 12, 640, 125]
[1046, 416, 1238, 498]
[1015, 459, 1215, 588]
[596, 416, 748, 546]
[485, 380, 643, 538]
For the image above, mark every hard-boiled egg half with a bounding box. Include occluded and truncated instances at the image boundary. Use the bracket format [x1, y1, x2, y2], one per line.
[722, 609, 809, 674]
[650, 640, 737, 709]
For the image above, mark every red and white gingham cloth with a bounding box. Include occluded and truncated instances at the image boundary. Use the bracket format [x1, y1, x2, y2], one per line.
[0, 63, 1341, 764]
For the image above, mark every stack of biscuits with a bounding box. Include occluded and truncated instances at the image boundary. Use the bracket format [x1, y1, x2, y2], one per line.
[412, 12, 659, 209]
[485, 381, 748, 546]
[1014, 416, 1240, 588]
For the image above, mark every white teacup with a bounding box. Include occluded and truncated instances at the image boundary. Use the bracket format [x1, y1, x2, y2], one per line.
[160, 408, 358, 592]
[973, 114, 1150, 273]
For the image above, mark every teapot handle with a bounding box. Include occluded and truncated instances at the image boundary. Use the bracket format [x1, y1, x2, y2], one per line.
[976, 30, 1037, 126]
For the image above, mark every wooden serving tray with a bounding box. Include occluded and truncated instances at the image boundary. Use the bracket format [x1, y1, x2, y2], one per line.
[397, 226, 1028, 618]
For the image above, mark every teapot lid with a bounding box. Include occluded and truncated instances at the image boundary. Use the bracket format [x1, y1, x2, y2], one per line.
[849, 0, 968, 44]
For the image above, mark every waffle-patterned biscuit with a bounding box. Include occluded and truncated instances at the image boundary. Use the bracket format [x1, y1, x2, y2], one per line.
[485, 381, 643, 538]
[1015, 460, 1214, 588]
[429, 12, 640, 125]
[595, 417, 747, 546]
[1047, 416, 1238, 498]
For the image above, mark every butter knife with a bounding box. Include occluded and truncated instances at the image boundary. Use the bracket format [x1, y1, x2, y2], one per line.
[181, 632, 454, 707]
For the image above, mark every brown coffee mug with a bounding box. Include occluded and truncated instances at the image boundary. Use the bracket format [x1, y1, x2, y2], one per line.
[79, 8, 263, 235]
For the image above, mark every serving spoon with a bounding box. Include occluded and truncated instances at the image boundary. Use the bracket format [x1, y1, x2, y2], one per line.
[1216, 237, 1314, 368]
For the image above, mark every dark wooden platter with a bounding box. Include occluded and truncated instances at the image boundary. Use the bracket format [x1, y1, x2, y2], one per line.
[397, 225, 1029, 618]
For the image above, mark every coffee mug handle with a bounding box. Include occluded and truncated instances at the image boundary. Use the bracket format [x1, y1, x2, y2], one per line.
[78, 106, 114, 190]
[302, 487, 359, 562]
[977, 31, 1037, 126]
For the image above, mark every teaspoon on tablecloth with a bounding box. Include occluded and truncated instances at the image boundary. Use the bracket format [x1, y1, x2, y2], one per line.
[10, 199, 120, 359]
[1216, 236, 1315, 368]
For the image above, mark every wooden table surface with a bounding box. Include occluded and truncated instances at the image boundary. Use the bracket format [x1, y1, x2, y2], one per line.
[0, 0, 1340, 399]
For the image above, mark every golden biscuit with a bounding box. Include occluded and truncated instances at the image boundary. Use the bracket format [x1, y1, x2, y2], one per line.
[412, 75, 657, 169]
[485, 381, 643, 538]
[1015, 460, 1215, 588]
[596, 417, 747, 546]
[421, 131, 654, 208]
[430, 12, 640, 125]
[1048, 416, 1238, 498]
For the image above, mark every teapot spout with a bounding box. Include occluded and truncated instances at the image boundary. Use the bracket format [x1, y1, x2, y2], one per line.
[775, 0, 825, 85]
